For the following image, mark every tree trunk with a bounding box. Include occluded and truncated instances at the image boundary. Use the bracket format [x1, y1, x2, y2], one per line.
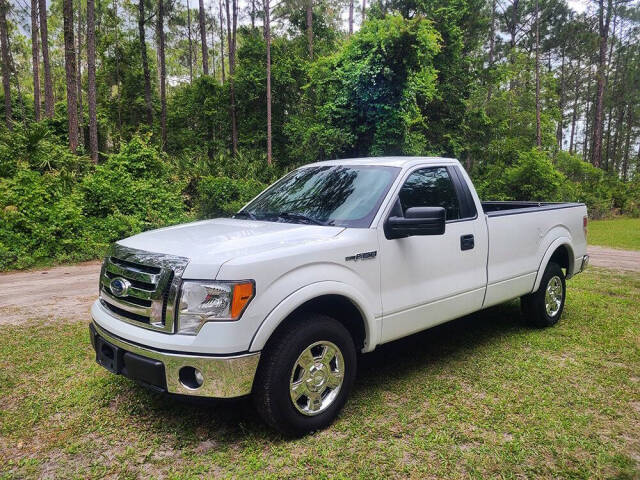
[306, 0, 313, 60]
[30, 0, 41, 122]
[486, 0, 496, 102]
[139, 0, 153, 124]
[0, 0, 11, 129]
[509, 0, 519, 51]
[583, 73, 593, 161]
[209, 5, 216, 78]
[621, 106, 633, 181]
[187, 0, 193, 84]
[534, 0, 541, 147]
[225, 0, 238, 154]
[569, 60, 580, 154]
[63, 0, 79, 152]
[87, 0, 98, 163]
[76, 0, 84, 146]
[219, 0, 225, 83]
[38, 0, 54, 117]
[233, 0, 238, 150]
[362, 0, 366, 22]
[348, 0, 353, 35]
[8, 39, 26, 124]
[199, 0, 209, 75]
[556, 45, 565, 148]
[157, 0, 167, 148]
[611, 102, 625, 172]
[507, 0, 519, 91]
[251, 0, 255, 29]
[590, 0, 613, 168]
[113, 0, 121, 132]
[604, 45, 622, 170]
[265, 0, 272, 164]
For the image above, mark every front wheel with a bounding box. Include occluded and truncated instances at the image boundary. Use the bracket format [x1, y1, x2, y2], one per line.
[252, 313, 357, 436]
[521, 261, 566, 327]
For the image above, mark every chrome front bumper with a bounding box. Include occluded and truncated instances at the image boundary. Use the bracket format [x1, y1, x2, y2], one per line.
[90, 321, 260, 398]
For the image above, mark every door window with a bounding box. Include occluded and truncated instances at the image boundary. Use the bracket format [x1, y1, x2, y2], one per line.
[398, 167, 461, 220]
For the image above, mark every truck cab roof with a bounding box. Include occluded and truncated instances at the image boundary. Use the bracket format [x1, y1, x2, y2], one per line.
[305, 156, 461, 169]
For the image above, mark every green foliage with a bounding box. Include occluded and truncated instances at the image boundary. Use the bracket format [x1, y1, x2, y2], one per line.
[286, 15, 441, 162]
[196, 176, 266, 218]
[166, 76, 229, 155]
[80, 137, 186, 227]
[0, 169, 97, 269]
[0, 123, 91, 179]
[554, 151, 614, 218]
[475, 148, 564, 201]
[0, 131, 191, 270]
[2, 0, 639, 271]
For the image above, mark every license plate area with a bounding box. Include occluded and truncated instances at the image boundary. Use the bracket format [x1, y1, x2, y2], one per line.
[96, 336, 121, 374]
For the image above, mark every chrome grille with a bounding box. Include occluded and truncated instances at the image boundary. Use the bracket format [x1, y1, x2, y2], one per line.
[99, 244, 189, 333]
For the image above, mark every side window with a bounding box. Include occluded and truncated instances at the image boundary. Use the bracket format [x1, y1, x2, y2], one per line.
[398, 167, 461, 220]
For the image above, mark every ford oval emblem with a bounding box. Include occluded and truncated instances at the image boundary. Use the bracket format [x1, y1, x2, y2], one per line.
[109, 277, 131, 297]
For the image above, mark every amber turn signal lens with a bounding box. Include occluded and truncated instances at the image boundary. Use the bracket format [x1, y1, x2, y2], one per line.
[231, 282, 254, 318]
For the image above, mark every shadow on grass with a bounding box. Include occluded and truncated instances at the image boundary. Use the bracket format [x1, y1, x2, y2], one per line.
[113, 301, 526, 443]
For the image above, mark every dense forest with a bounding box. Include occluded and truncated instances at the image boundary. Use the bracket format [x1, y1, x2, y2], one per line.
[0, 0, 638, 269]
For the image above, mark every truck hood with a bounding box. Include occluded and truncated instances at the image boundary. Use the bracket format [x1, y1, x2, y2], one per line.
[117, 218, 345, 278]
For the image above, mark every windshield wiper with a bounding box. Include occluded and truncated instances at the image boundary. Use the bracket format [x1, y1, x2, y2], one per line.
[278, 212, 327, 226]
[234, 209, 257, 220]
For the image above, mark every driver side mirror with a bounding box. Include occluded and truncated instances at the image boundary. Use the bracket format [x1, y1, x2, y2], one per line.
[384, 206, 446, 239]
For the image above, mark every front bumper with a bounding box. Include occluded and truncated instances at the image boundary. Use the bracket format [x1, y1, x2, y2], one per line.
[90, 322, 260, 398]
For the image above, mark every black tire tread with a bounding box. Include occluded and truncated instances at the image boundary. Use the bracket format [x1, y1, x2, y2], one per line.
[521, 261, 566, 328]
[252, 313, 356, 436]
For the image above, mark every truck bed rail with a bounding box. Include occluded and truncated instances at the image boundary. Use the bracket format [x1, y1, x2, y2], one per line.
[482, 201, 585, 217]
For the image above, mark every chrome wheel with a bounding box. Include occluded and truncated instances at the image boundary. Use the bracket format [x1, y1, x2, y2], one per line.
[289, 341, 345, 416]
[545, 275, 563, 317]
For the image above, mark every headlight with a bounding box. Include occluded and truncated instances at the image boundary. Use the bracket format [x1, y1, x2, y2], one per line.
[177, 280, 255, 335]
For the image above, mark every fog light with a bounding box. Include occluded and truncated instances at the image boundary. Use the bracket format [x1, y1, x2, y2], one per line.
[178, 366, 204, 389]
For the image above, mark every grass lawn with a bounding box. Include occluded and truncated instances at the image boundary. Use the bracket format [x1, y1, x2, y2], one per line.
[589, 217, 640, 250]
[1, 267, 639, 479]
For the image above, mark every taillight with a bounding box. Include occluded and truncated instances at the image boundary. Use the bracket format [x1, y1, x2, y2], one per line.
[583, 215, 588, 238]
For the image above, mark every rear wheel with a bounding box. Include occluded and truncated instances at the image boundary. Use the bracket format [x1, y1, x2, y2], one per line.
[521, 261, 566, 327]
[252, 313, 357, 436]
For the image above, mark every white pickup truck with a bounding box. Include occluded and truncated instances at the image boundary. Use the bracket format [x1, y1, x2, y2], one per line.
[90, 157, 589, 435]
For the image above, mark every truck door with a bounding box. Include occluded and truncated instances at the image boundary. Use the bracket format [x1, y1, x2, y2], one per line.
[378, 165, 488, 343]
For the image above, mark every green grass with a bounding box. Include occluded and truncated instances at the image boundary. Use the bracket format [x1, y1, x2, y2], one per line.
[589, 217, 640, 250]
[1, 268, 640, 479]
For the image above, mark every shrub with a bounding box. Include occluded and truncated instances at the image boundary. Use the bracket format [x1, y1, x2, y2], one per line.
[0, 123, 92, 180]
[80, 136, 189, 229]
[196, 176, 266, 218]
[0, 135, 191, 270]
[474, 149, 565, 202]
[0, 170, 97, 269]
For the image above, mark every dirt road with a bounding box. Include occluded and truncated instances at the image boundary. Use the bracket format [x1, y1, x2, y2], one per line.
[586, 245, 640, 272]
[0, 261, 100, 326]
[1, 246, 638, 326]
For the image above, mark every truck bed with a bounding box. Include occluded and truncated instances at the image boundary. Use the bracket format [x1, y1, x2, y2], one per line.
[482, 201, 585, 217]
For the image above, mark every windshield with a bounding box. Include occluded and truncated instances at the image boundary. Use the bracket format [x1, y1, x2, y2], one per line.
[237, 165, 400, 228]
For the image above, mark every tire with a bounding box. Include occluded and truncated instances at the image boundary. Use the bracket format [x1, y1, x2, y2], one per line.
[521, 261, 566, 328]
[252, 313, 357, 436]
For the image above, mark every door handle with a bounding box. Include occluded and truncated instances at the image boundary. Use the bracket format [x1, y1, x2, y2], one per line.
[460, 234, 474, 251]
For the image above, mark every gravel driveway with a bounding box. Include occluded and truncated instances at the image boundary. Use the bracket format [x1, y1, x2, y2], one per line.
[0, 261, 100, 326]
[1, 246, 638, 327]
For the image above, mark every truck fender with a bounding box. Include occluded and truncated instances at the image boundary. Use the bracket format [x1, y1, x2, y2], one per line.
[248, 281, 379, 354]
[532, 236, 574, 292]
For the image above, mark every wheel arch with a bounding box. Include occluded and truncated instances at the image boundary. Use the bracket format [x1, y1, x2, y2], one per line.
[532, 238, 575, 292]
[249, 282, 377, 354]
